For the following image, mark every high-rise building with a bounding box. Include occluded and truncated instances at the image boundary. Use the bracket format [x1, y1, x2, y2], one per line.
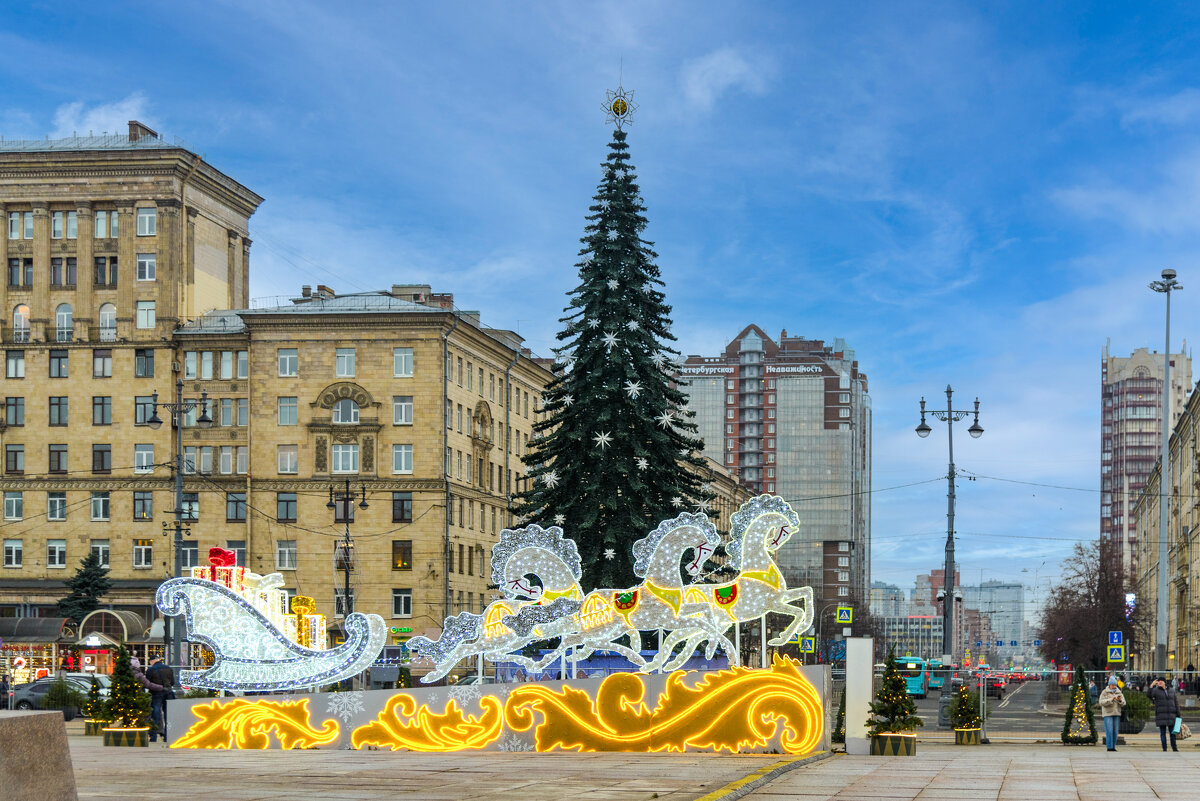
[869, 581, 908, 617]
[960, 580, 1026, 665]
[1101, 342, 1191, 577]
[678, 326, 871, 616]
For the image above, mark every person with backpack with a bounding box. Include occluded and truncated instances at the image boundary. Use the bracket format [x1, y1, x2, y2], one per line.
[145, 655, 175, 743]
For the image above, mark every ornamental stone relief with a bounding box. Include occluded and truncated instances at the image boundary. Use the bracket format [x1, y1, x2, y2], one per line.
[315, 382, 374, 410]
[315, 437, 328, 472]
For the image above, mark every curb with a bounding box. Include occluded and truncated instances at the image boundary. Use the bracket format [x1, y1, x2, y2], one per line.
[691, 750, 833, 801]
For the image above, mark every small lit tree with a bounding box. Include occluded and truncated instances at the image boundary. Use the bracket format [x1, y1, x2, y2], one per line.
[83, 675, 105, 720]
[831, 686, 846, 744]
[866, 648, 924, 736]
[950, 685, 981, 729]
[1061, 664, 1097, 744]
[104, 646, 150, 729]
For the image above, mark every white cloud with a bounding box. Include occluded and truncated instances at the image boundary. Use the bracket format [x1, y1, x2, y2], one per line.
[679, 47, 767, 112]
[51, 93, 150, 139]
[1120, 88, 1200, 128]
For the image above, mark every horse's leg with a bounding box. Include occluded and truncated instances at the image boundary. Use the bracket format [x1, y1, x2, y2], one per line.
[661, 629, 706, 671]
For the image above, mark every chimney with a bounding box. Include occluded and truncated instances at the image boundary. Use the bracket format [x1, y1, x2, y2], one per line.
[128, 120, 159, 143]
[316, 284, 335, 299]
[301, 285, 312, 298]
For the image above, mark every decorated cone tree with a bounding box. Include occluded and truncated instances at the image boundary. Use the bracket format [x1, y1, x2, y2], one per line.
[950, 685, 981, 730]
[866, 649, 924, 736]
[105, 646, 151, 729]
[516, 88, 709, 590]
[1061, 664, 1097, 744]
[831, 686, 846, 744]
[83, 675, 105, 720]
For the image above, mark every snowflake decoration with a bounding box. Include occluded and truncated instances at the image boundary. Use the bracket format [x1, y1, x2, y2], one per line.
[586, 319, 600, 329]
[604, 548, 616, 560]
[447, 683, 484, 708]
[497, 733, 535, 752]
[671, 496, 684, 508]
[593, 431, 613, 449]
[602, 332, 618, 350]
[652, 353, 668, 367]
[607, 278, 619, 290]
[625, 320, 638, 331]
[541, 470, 560, 488]
[679, 448, 690, 457]
[694, 498, 712, 514]
[635, 457, 648, 471]
[327, 691, 366, 723]
[523, 465, 533, 475]
[553, 514, 566, 526]
[641, 283, 653, 294]
[580, 253, 593, 265]
[656, 410, 674, 428]
[624, 380, 642, 399]
[599, 199, 611, 210]
[606, 229, 619, 241]
[562, 394, 574, 407]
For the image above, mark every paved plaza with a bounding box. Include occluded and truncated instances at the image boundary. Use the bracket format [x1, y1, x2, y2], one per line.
[67, 733, 1200, 801]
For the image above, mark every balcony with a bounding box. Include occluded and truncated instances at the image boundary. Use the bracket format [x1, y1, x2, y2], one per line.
[99, 327, 117, 342]
[11, 328, 30, 343]
[55, 327, 73, 342]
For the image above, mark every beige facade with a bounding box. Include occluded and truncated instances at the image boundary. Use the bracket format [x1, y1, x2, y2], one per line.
[1131, 378, 1200, 672]
[0, 123, 262, 623]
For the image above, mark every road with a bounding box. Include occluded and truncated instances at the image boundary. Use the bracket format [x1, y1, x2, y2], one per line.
[912, 679, 1055, 736]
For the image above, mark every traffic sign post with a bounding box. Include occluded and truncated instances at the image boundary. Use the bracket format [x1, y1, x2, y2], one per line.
[1109, 631, 1123, 646]
[799, 636, 815, 653]
[1108, 644, 1125, 663]
[836, 607, 853, 624]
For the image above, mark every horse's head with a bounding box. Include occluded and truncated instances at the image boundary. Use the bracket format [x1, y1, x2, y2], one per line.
[491, 524, 582, 600]
[634, 512, 720, 580]
[728, 495, 801, 569]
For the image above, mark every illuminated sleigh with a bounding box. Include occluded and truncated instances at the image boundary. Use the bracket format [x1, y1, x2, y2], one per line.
[157, 577, 386, 692]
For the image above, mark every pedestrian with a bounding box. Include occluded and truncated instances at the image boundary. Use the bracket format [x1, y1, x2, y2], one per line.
[145, 655, 175, 742]
[1098, 676, 1125, 751]
[1089, 679, 1099, 705]
[0, 674, 9, 710]
[129, 657, 165, 742]
[1148, 676, 1182, 752]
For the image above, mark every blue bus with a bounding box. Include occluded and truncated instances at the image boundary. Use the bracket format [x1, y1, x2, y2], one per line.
[899, 658, 929, 698]
[928, 659, 945, 690]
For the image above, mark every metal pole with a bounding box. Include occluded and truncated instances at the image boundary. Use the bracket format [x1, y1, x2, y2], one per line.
[1150, 270, 1181, 673]
[170, 378, 185, 675]
[944, 385, 956, 663]
[761, 614, 768, 669]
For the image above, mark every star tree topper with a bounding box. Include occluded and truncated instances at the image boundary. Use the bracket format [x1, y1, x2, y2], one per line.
[604, 85, 638, 129]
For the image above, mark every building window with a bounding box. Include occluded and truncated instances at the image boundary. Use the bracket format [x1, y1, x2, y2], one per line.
[839, 407, 850, 418]
[332, 398, 359, 424]
[3, 493, 22, 521]
[181, 492, 199, 521]
[5, 445, 24, 474]
[6, 212, 16, 240]
[6, 351, 25, 378]
[134, 253, 156, 281]
[838, 556, 850, 567]
[98, 303, 117, 340]
[837, 586, 850, 597]
[135, 349, 155, 377]
[392, 444, 413, 474]
[219, 446, 234, 475]
[220, 351, 234, 380]
[48, 444, 68, 473]
[276, 492, 298, 524]
[90, 539, 109, 567]
[277, 396, 298, 426]
[225, 540, 246, 567]
[136, 207, 156, 236]
[392, 492, 413, 523]
[392, 540, 412, 570]
[4, 397, 23, 426]
[94, 256, 117, 287]
[277, 444, 298, 474]
[23, 212, 32, 239]
[180, 542, 198, 569]
[135, 301, 155, 329]
[838, 542, 850, 552]
[135, 395, 156, 425]
[278, 348, 298, 376]
[90, 492, 110, 522]
[838, 571, 850, 582]
[47, 492, 67, 521]
[335, 348, 355, 377]
[276, 539, 297, 570]
[134, 444, 155, 473]
[200, 351, 213, 379]
[393, 396, 413, 425]
[3, 538, 21, 565]
[133, 491, 153, 520]
[394, 347, 413, 377]
[226, 492, 247, 522]
[331, 444, 358, 473]
[49, 349, 68, 378]
[392, 588, 413, 617]
[334, 588, 355, 617]
[92, 396, 112, 425]
[94, 210, 107, 239]
[52, 210, 63, 238]
[93, 349, 112, 378]
[133, 539, 153, 568]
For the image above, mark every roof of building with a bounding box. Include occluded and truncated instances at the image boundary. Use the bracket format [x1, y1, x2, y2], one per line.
[0, 617, 76, 643]
[0, 131, 190, 154]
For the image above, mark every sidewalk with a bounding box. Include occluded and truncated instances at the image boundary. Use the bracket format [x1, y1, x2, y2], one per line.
[747, 743, 1200, 800]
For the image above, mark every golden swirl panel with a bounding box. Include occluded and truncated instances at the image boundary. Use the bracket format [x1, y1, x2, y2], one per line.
[351, 694, 504, 751]
[172, 699, 339, 750]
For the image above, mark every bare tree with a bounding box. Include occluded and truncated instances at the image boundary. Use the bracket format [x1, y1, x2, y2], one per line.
[1038, 539, 1132, 670]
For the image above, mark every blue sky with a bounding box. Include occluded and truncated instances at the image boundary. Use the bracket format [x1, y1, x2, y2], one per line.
[6, 1, 1200, 611]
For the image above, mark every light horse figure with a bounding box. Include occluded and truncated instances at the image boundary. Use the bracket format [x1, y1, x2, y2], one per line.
[597, 512, 735, 673]
[685, 495, 814, 656]
[408, 525, 586, 683]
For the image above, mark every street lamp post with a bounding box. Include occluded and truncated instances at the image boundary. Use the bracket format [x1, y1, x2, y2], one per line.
[917, 385, 983, 726]
[327, 480, 369, 619]
[1150, 268, 1182, 673]
[146, 379, 212, 675]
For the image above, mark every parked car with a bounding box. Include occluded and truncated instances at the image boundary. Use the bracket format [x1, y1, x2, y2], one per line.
[59, 672, 110, 698]
[976, 675, 1006, 699]
[10, 675, 93, 710]
[451, 675, 497, 685]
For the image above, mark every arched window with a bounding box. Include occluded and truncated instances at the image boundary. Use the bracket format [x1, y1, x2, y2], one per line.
[55, 303, 73, 341]
[12, 304, 29, 341]
[332, 398, 359, 424]
[98, 303, 116, 341]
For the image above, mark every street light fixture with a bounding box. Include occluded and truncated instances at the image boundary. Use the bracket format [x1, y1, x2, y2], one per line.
[1149, 268, 1182, 673]
[917, 385, 983, 727]
[147, 378, 213, 676]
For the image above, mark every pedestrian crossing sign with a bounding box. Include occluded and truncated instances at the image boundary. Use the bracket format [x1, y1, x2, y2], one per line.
[799, 636, 815, 653]
[1107, 644, 1125, 663]
[836, 607, 853, 624]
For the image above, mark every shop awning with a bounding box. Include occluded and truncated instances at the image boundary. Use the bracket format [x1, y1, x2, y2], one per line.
[0, 617, 76, 643]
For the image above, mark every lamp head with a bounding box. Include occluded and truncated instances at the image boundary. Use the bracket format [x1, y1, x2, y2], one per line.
[1163, 268, 1177, 281]
[916, 421, 932, 438]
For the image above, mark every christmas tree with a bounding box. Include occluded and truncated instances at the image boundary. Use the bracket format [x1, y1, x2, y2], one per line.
[104, 646, 151, 729]
[950, 684, 981, 729]
[516, 88, 709, 590]
[56, 551, 112, 624]
[831, 686, 846, 744]
[1061, 664, 1097, 744]
[83, 675, 105, 720]
[866, 648, 924, 736]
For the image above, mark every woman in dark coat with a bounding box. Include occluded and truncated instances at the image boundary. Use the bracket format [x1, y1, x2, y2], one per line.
[1148, 677, 1181, 752]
